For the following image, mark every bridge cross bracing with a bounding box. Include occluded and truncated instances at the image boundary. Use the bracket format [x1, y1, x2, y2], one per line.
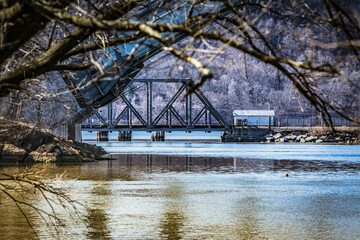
[81, 79, 230, 132]
[62, 1, 243, 140]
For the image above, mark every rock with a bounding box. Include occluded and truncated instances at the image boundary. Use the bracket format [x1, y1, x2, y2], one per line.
[35, 143, 61, 154]
[300, 138, 306, 142]
[276, 138, 285, 142]
[296, 135, 306, 141]
[285, 135, 297, 141]
[29, 143, 61, 162]
[0, 144, 28, 161]
[339, 132, 347, 138]
[316, 139, 323, 143]
[0, 119, 108, 162]
[273, 133, 282, 139]
[305, 136, 318, 142]
[325, 137, 335, 142]
[292, 131, 301, 136]
[19, 131, 54, 152]
[265, 134, 274, 141]
[320, 136, 327, 140]
[29, 151, 60, 162]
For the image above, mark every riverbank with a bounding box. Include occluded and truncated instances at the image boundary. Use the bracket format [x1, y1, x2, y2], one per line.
[0, 119, 107, 162]
[221, 126, 360, 143]
[267, 126, 360, 143]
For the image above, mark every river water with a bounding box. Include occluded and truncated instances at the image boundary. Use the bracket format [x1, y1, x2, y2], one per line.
[1, 141, 360, 240]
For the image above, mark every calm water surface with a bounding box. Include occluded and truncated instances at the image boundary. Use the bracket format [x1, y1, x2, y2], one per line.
[1, 142, 360, 240]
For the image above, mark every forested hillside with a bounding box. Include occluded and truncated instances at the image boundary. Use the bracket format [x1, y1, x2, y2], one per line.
[0, 0, 359, 130]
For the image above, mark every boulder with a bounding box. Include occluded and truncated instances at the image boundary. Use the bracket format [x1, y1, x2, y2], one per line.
[316, 139, 323, 143]
[35, 143, 61, 154]
[325, 137, 335, 142]
[305, 136, 318, 142]
[0, 119, 108, 162]
[320, 136, 327, 140]
[265, 134, 275, 142]
[273, 133, 282, 139]
[29, 151, 60, 162]
[0, 144, 28, 161]
[339, 132, 347, 138]
[285, 135, 297, 141]
[19, 131, 54, 152]
[296, 135, 306, 141]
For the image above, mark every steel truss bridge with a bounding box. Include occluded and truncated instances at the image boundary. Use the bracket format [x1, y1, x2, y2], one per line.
[61, 1, 244, 140]
[81, 79, 230, 132]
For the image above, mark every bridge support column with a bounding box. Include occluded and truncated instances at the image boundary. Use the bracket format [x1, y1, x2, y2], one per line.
[68, 106, 97, 142]
[118, 131, 132, 141]
[66, 123, 82, 142]
[151, 131, 165, 141]
[97, 131, 109, 141]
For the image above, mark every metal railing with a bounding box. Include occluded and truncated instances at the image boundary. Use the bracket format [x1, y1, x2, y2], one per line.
[274, 117, 358, 127]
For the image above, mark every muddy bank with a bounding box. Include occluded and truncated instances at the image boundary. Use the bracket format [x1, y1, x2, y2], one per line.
[0, 119, 107, 162]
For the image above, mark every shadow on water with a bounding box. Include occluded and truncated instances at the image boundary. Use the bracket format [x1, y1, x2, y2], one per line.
[85, 184, 113, 240]
[159, 180, 187, 240]
[0, 197, 37, 240]
[85, 208, 113, 240]
[304, 195, 333, 239]
[233, 196, 263, 240]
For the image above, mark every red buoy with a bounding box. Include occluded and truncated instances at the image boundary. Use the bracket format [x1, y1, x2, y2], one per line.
[285, 173, 289, 177]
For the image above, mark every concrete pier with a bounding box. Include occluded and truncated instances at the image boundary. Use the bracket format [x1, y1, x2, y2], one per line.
[118, 131, 132, 141]
[97, 131, 109, 141]
[151, 131, 165, 141]
[221, 127, 270, 142]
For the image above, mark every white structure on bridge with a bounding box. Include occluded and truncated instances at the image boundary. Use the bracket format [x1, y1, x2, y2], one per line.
[233, 110, 275, 127]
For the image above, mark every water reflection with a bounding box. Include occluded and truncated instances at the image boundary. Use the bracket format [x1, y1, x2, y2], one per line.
[2, 154, 360, 179]
[105, 154, 360, 175]
[1, 152, 360, 240]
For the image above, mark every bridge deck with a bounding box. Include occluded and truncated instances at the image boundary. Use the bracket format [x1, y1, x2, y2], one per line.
[81, 125, 227, 132]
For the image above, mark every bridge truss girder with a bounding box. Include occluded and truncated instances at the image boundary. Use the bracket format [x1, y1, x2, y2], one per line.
[82, 79, 230, 132]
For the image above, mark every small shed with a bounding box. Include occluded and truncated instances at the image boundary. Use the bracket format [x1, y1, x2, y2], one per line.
[233, 110, 275, 127]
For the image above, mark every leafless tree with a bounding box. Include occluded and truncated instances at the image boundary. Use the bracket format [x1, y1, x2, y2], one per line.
[0, 170, 82, 239]
[0, 0, 359, 128]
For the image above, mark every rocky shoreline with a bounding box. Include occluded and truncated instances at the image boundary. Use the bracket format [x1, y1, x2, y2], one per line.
[0, 119, 107, 163]
[1, 119, 358, 163]
[264, 130, 360, 143]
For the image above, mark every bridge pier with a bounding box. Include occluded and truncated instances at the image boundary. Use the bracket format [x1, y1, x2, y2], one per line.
[151, 131, 165, 141]
[221, 128, 270, 142]
[118, 131, 132, 141]
[97, 131, 109, 141]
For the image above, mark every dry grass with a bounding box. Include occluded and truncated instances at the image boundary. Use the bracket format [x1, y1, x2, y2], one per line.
[309, 126, 360, 136]
[309, 126, 327, 136]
